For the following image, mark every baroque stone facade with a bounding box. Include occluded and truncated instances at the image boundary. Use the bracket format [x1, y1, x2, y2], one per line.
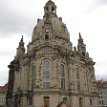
[6, 0, 98, 107]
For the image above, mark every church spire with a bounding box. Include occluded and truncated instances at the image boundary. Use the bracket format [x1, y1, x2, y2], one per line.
[77, 33, 86, 56]
[16, 35, 25, 58]
[44, 0, 57, 17]
[78, 32, 83, 44]
[19, 35, 24, 47]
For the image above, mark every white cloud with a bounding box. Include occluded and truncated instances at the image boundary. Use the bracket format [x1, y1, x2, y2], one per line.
[0, 0, 107, 85]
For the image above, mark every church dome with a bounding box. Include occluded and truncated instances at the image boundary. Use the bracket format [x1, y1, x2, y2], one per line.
[32, 17, 70, 41]
[32, 0, 70, 42]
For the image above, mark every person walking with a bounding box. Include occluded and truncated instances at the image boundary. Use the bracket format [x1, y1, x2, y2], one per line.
[57, 101, 69, 107]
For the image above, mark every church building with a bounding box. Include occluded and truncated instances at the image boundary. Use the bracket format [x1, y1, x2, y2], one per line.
[6, 0, 98, 107]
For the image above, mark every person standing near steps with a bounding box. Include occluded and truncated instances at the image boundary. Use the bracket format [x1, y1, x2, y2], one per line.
[57, 101, 70, 107]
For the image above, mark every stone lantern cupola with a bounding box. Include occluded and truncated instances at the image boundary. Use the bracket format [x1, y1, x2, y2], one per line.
[44, 0, 57, 17]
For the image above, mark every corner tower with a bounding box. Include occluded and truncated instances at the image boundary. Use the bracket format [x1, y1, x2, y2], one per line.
[6, 1, 98, 107]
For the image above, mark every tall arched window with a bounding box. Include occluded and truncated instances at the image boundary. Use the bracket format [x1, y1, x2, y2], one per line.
[76, 65, 80, 90]
[76, 67, 79, 79]
[60, 64, 65, 89]
[60, 64, 65, 77]
[43, 60, 50, 88]
[32, 65, 36, 89]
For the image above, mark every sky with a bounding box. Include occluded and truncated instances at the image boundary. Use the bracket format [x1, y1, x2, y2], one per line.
[0, 0, 107, 85]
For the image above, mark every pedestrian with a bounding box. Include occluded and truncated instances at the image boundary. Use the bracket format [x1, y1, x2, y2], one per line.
[57, 101, 69, 107]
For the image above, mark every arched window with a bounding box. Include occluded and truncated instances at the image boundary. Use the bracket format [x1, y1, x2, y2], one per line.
[60, 64, 65, 77]
[46, 7, 49, 11]
[76, 66, 79, 79]
[82, 52, 85, 57]
[32, 65, 36, 89]
[52, 6, 55, 13]
[43, 47, 49, 53]
[77, 80, 80, 90]
[43, 60, 50, 88]
[76, 66, 80, 90]
[45, 34, 49, 40]
[59, 64, 65, 89]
